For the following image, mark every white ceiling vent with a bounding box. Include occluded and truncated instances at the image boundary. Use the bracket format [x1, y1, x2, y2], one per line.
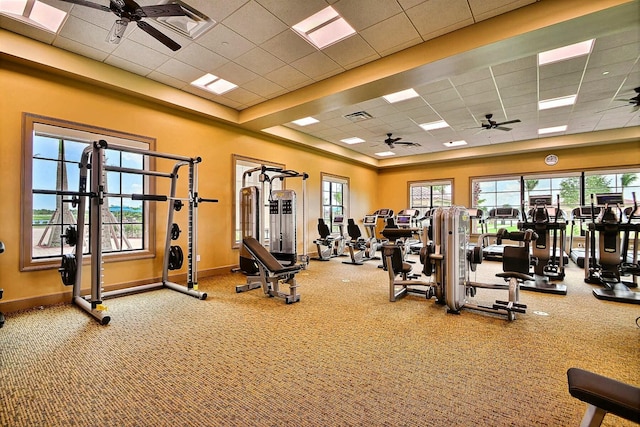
[152, 0, 215, 41]
[343, 111, 373, 122]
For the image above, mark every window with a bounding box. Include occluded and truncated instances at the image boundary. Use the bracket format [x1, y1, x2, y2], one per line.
[233, 155, 284, 247]
[471, 168, 640, 234]
[321, 173, 349, 233]
[22, 114, 155, 271]
[409, 180, 452, 211]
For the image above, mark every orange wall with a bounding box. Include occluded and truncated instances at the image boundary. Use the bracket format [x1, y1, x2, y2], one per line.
[0, 61, 378, 311]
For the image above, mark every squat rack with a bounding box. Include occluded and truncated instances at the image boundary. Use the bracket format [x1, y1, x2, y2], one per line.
[63, 139, 216, 324]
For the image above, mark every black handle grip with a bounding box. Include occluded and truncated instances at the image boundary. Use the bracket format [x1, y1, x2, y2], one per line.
[198, 198, 218, 203]
[132, 194, 168, 202]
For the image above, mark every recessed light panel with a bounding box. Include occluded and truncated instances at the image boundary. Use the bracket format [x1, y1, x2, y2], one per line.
[419, 120, 449, 131]
[538, 125, 567, 135]
[0, 0, 67, 32]
[292, 6, 356, 49]
[374, 151, 395, 157]
[191, 73, 237, 95]
[444, 140, 467, 147]
[538, 95, 577, 110]
[538, 39, 594, 66]
[292, 117, 319, 126]
[341, 137, 365, 144]
[383, 89, 419, 104]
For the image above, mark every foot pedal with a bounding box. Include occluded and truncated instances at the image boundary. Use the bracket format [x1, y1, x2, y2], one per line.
[494, 300, 527, 313]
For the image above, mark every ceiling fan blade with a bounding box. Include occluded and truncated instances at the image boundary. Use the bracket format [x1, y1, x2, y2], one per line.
[57, 0, 111, 12]
[495, 126, 512, 131]
[497, 119, 521, 126]
[396, 141, 421, 147]
[106, 19, 129, 44]
[136, 20, 181, 51]
[139, 4, 186, 18]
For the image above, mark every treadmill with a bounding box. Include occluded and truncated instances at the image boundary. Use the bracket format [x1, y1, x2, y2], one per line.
[483, 207, 521, 261]
[568, 205, 601, 268]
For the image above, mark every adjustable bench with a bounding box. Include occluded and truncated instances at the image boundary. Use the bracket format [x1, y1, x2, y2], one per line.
[567, 367, 640, 426]
[242, 237, 302, 304]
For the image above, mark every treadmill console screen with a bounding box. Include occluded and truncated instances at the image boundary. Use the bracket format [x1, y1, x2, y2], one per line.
[364, 215, 377, 224]
[529, 195, 553, 206]
[334, 215, 344, 224]
[596, 193, 623, 205]
[396, 215, 411, 225]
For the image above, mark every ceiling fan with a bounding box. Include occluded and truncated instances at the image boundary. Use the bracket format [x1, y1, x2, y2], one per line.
[614, 87, 639, 112]
[477, 113, 521, 131]
[382, 133, 421, 149]
[58, 0, 187, 51]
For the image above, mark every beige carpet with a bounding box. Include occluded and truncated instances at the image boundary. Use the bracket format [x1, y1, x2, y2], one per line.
[1, 254, 638, 426]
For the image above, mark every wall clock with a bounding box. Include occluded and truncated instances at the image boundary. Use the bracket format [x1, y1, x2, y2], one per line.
[544, 154, 558, 166]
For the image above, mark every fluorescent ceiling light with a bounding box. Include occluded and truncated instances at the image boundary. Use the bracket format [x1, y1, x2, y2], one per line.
[292, 117, 319, 126]
[374, 151, 395, 157]
[419, 120, 449, 131]
[383, 89, 419, 104]
[292, 6, 355, 49]
[538, 125, 567, 135]
[538, 39, 595, 66]
[0, 0, 26, 15]
[340, 137, 365, 145]
[0, 0, 67, 32]
[444, 140, 467, 147]
[191, 73, 237, 95]
[538, 95, 577, 110]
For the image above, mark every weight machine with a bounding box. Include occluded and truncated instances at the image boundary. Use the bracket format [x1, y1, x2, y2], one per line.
[482, 207, 521, 261]
[584, 193, 640, 304]
[52, 140, 217, 325]
[429, 206, 529, 321]
[236, 165, 308, 293]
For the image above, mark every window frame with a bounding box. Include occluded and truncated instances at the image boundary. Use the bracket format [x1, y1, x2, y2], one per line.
[321, 172, 349, 233]
[21, 113, 156, 272]
[408, 179, 453, 211]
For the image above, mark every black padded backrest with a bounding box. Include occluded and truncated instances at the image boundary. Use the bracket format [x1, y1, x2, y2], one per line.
[347, 218, 361, 239]
[243, 237, 285, 273]
[382, 244, 404, 273]
[317, 218, 331, 238]
[502, 245, 530, 274]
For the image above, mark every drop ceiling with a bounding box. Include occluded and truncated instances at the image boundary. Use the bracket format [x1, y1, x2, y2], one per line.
[1, 0, 638, 167]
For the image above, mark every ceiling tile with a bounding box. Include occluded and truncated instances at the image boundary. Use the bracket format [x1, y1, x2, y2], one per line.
[109, 39, 170, 70]
[223, 1, 288, 45]
[155, 58, 204, 83]
[468, 0, 536, 22]
[255, 0, 329, 26]
[211, 61, 258, 85]
[322, 35, 379, 69]
[56, 15, 116, 53]
[234, 47, 286, 75]
[242, 76, 286, 98]
[187, 0, 250, 23]
[175, 43, 228, 72]
[405, 0, 474, 40]
[259, 29, 317, 64]
[359, 12, 423, 57]
[264, 65, 313, 89]
[104, 55, 153, 77]
[196, 24, 256, 60]
[291, 51, 343, 80]
[333, 0, 403, 31]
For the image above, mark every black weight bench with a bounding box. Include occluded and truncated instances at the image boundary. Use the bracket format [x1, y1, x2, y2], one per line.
[567, 368, 640, 426]
[242, 237, 302, 304]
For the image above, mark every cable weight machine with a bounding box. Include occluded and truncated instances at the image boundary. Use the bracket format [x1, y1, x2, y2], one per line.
[236, 165, 309, 294]
[52, 139, 217, 324]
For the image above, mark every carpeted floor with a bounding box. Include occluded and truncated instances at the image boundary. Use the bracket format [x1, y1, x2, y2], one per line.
[1, 254, 638, 426]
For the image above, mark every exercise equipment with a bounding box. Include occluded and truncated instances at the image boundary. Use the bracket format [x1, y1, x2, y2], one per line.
[236, 166, 308, 292]
[242, 237, 303, 304]
[482, 207, 521, 260]
[342, 217, 377, 265]
[313, 218, 345, 261]
[430, 206, 529, 321]
[518, 195, 568, 295]
[567, 367, 640, 426]
[584, 193, 640, 304]
[46, 139, 217, 324]
[569, 205, 602, 268]
[0, 240, 4, 328]
[381, 229, 437, 302]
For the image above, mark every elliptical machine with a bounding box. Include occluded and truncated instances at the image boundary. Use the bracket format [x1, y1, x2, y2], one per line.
[518, 195, 568, 295]
[584, 193, 640, 304]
